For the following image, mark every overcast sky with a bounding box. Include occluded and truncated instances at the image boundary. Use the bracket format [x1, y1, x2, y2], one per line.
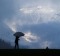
[0, 0, 60, 49]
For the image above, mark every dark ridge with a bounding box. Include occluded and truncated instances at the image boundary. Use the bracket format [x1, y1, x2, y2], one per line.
[0, 39, 13, 49]
[0, 39, 29, 49]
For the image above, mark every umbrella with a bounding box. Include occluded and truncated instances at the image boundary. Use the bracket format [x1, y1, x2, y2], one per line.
[13, 32, 25, 37]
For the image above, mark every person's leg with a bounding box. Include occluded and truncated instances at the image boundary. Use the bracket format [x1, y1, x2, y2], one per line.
[15, 43, 16, 49]
[16, 42, 19, 49]
[17, 43, 19, 49]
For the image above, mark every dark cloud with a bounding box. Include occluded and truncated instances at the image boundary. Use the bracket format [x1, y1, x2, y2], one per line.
[18, 22, 60, 49]
[0, 0, 19, 21]
[0, 0, 60, 49]
[0, 0, 18, 43]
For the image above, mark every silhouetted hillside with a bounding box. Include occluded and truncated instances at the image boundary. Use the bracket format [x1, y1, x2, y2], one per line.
[0, 39, 13, 49]
[0, 39, 29, 49]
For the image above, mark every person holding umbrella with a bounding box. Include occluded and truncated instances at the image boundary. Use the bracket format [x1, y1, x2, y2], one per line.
[13, 32, 25, 49]
[15, 36, 19, 49]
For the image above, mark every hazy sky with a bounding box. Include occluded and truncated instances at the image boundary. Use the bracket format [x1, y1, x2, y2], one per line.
[0, 0, 60, 49]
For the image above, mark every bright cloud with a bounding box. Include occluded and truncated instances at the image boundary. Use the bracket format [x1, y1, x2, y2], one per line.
[4, 19, 17, 33]
[6, 22, 17, 32]
[23, 32, 38, 42]
[19, 5, 58, 24]
[20, 5, 55, 14]
[20, 8, 33, 14]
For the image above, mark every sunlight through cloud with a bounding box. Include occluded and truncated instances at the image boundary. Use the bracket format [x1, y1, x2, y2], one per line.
[4, 20, 17, 33]
[23, 32, 37, 42]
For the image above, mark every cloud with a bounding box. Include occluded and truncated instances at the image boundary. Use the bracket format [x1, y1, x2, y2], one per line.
[20, 5, 55, 14]
[0, 0, 17, 20]
[41, 41, 52, 48]
[19, 31, 52, 49]
[23, 32, 38, 42]
[18, 22, 60, 49]
[19, 5, 57, 24]
[0, 0, 60, 49]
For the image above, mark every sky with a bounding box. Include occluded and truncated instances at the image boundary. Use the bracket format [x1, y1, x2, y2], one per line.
[0, 0, 60, 49]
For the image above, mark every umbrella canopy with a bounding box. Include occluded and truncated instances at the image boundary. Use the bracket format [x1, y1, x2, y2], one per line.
[13, 32, 25, 37]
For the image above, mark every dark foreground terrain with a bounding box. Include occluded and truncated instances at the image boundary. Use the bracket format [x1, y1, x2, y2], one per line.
[0, 39, 60, 55]
[0, 49, 60, 56]
[0, 39, 13, 49]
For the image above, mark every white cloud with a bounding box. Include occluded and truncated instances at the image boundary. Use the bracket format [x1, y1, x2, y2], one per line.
[19, 5, 59, 24]
[7, 22, 17, 32]
[4, 18, 17, 33]
[20, 8, 33, 14]
[20, 5, 55, 14]
[23, 32, 38, 42]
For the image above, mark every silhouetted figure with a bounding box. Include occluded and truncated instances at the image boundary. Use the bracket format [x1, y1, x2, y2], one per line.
[13, 32, 25, 49]
[15, 36, 19, 49]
